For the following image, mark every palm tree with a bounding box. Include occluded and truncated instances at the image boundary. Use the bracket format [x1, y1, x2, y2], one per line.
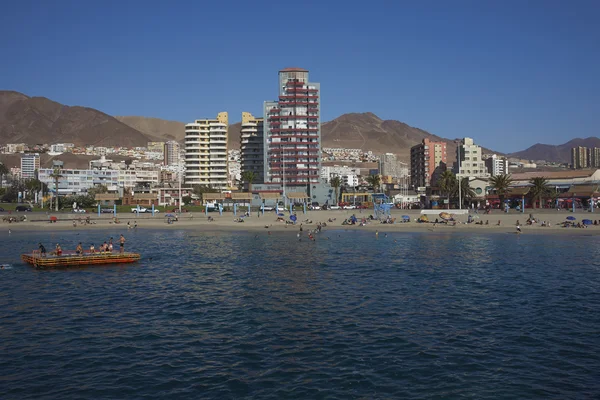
[330, 176, 342, 204]
[489, 174, 513, 209]
[366, 174, 381, 193]
[437, 170, 456, 209]
[240, 171, 257, 192]
[49, 167, 63, 211]
[0, 163, 8, 190]
[529, 177, 551, 209]
[455, 177, 476, 208]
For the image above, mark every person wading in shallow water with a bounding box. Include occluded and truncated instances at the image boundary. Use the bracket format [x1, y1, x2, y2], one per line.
[119, 234, 126, 253]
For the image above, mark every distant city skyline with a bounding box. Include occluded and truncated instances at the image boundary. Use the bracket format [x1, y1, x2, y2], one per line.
[1, 1, 598, 154]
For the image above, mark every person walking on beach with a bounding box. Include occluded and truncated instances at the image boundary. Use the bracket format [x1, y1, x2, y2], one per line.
[119, 234, 126, 253]
[516, 224, 522, 234]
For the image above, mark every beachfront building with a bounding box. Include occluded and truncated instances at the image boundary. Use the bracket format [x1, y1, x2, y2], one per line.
[38, 168, 120, 196]
[455, 137, 490, 179]
[184, 112, 229, 190]
[263, 67, 321, 191]
[20, 153, 40, 180]
[240, 112, 264, 184]
[485, 154, 509, 176]
[163, 141, 180, 166]
[410, 139, 447, 188]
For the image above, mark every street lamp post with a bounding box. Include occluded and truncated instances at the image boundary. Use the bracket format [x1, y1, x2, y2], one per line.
[456, 141, 462, 210]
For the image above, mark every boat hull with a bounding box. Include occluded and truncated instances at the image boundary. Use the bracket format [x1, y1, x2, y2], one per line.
[21, 252, 141, 268]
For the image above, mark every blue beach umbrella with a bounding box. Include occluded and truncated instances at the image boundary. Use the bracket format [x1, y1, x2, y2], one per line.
[566, 216, 576, 221]
[290, 215, 297, 222]
[402, 215, 410, 220]
[582, 219, 592, 225]
[277, 213, 285, 217]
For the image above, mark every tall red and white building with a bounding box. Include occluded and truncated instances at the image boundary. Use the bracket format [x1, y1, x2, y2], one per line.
[263, 68, 321, 191]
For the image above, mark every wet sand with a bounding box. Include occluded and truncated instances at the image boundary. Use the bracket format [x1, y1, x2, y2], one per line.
[4, 209, 600, 236]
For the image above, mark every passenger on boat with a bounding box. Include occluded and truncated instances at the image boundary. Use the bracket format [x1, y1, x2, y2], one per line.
[55, 244, 62, 256]
[90, 244, 95, 254]
[76, 243, 83, 255]
[119, 234, 126, 253]
[38, 243, 47, 257]
[108, 239, 113, 252]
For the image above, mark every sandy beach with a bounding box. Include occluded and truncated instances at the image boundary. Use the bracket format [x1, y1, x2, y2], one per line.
[4, 208, 600, 235]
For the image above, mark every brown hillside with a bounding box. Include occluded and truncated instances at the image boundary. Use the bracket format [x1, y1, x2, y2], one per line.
[508, 137, 600, 163]
[116, 116, 186, 142]
[322, 112, 456, 162]
[0, 91, 151, 147]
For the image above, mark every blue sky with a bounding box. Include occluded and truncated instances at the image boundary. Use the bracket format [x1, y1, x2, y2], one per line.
[1, 0, 598, 153]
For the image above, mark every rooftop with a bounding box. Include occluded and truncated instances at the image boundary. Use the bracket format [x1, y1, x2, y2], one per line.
[511, 169, 599, 180]
[280, 67, 308, 72]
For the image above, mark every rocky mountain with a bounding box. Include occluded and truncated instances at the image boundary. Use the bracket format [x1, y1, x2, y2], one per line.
[2, 90, 505, 161]
[0, 91, 151, 147]
[115, 116, 186, 142]
[508, 137, 600, 163]
[320, 112, 500, 163]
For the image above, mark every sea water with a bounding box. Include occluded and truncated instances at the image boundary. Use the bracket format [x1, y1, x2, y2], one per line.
[0, 229, 599, 399]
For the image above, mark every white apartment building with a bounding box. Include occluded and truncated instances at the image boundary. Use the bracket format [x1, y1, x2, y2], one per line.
[20, 153, 40, 179]
[38, 168, 120, 196]
[456, 137, 490, 178]
[320, 165, 359, 187]
[185, 112, 229, 190]
[485, 154, 509, 176]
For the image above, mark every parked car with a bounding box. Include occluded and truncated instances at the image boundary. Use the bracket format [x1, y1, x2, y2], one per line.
[15, 205, 32, 212]
[343, 205, 356, 210]
[131, 207, 148, 213]
[73, 208, 87, 213]
[329, 205, 341, 210]
[101, 208, 114, 213]
[309, 202, 321, 210]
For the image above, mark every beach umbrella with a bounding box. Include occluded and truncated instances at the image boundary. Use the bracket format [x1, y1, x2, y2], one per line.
[439, 212, 451, 220]
[402, 215, 410, 220]
[566, 216, 576, 221]
[290, 215, 297, 222]
[277, 213, 284, 217]
[50, 216, 58, 222]
[582, 219, 593, 225]
[165, 213, 175, 218]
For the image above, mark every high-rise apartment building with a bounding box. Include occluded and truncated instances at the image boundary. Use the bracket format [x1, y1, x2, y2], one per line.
[264, 68, 321, 189]
[20, 153, 40, 180]
[571, 146, 589, 169]
[184, 112, 229, 190]
[240, 112, 264, 184]
[163, 140, 180, 166]
[456, 137, 490, 178]
[485, 154, 509, 176]
[410, 139, 447, 188]
[587, 147, 600, 168]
